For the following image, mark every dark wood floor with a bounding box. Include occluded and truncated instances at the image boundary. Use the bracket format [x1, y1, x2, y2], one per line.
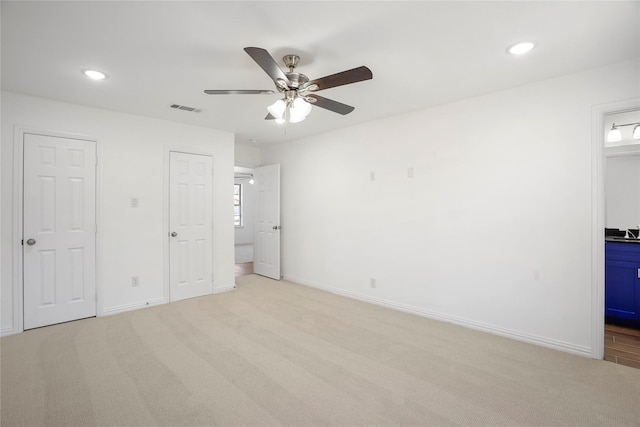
[604, 324, 640, 369]
[235, 262, 254, 277]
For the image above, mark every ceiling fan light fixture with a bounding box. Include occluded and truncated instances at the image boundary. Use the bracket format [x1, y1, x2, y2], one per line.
[288, 112, 306, 123]
[292, 97, 312, 117]
[267, 99, 286, 120]
[268, 96, 312, 124]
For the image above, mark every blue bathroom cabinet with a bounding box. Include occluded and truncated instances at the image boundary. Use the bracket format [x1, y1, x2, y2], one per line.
[605, 242, 640, 326]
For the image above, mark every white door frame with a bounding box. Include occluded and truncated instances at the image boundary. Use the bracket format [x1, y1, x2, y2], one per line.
[11, 126, 102, 335]
[163, 146, 216, 302]
[590, 97, 640, 359]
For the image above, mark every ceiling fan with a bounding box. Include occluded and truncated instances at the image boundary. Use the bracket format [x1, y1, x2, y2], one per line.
[204, 47, 373, 124]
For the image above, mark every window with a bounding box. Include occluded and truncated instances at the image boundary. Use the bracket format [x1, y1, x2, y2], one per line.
[234, 184, 242, 226]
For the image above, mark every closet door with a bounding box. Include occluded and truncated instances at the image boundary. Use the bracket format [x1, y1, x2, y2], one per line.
[23, 133, 97, 329]
[169, 151, 213, 301]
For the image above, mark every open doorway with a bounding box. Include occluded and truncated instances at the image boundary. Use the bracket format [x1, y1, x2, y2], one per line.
[602, 108, 640, 368]
[235, 166, 255, 277]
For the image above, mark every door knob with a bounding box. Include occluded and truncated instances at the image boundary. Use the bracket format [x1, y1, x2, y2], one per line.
[272, 225, 280, 230]
[170, 232, 177, 237]
[26, 238, 36, 246]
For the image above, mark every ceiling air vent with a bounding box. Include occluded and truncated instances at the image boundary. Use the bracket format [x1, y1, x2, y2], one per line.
[170, 104, 204, 113]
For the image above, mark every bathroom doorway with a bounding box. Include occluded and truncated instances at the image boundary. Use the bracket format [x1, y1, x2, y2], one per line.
[602, 108, 640, 368]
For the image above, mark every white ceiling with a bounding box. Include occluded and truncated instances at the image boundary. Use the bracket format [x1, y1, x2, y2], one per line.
[2, 1, 639, 146]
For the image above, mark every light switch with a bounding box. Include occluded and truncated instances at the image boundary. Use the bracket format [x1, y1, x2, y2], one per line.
[131, 197, 139, 208]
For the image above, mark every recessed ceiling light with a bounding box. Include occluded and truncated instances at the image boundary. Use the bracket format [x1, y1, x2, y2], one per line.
[507, 42, 535, 55]
[83, 69, 107, 80]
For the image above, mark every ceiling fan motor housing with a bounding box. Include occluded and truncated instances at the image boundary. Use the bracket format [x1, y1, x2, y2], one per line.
[285, 72, 309, 90]
[281, 54, 309, 91]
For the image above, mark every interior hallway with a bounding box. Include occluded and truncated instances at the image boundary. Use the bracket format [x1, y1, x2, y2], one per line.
[235, 243, 254, 277]
[235, 262, 254, 277]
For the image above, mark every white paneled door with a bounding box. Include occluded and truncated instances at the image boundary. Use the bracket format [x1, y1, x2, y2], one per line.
[23, 133, 97, 330]
[253, 164, 281, 280]
[169, 152, 213, 301]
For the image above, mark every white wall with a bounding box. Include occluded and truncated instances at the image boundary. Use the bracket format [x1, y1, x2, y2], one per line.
[1, 92, 235, 334]
[261, 60, 640, 357]
[606, 154, 640, 230]
[235, 143, 261, 168]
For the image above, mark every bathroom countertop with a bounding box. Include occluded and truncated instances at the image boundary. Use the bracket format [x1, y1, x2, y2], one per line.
[605, 237, 640, 244]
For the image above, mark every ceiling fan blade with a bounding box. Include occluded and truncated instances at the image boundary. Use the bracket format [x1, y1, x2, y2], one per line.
[307, 66, 372, 91]
[307, 95, 355, 115]
[265, 113, 276, 120]
[244, 47, 291, 86]
[204, 89, 274, 95]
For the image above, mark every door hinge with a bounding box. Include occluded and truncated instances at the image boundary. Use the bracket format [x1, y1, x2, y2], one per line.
[21, 239, 23, 246]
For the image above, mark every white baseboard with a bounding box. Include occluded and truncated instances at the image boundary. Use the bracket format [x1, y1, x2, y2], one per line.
[101, 298, 166, 316]
[1, 327, 17, 337]
[284, 275, 593, 358]
[3, 287, 236, 334]
[214, 284, 236, 294]
[101, 285, 234, 316]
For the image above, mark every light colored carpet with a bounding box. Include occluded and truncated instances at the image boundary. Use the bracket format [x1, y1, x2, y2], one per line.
[2, 274, 640, 426]
[235, 243, 253, 264]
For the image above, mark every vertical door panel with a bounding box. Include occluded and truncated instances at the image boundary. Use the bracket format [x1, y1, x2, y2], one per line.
[253, 164, 280, 280]
[39, 250, 56, 306]
[178, 241, 189, 285]
[69, 248, 85, 301]
[23, 133, 97, 329]
[177, 183, 189, 226]
[194, 185, 205, 225]
[39, 176, 56, 232]
[169, 152, 213, 301]
[194, 239, 205, 281]
[69, 178, 85, 230]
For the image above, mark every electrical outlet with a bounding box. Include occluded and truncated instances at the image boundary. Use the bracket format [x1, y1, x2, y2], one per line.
[370, 171, 376, 181]
[131, 276, 140, 287]
[131, 197, 139, 208]
[407, 167, 414, 178]
[370, 278, 376, 288]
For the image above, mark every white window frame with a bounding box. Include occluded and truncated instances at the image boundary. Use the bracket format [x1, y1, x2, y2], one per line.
[234, 183, 243, 227]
